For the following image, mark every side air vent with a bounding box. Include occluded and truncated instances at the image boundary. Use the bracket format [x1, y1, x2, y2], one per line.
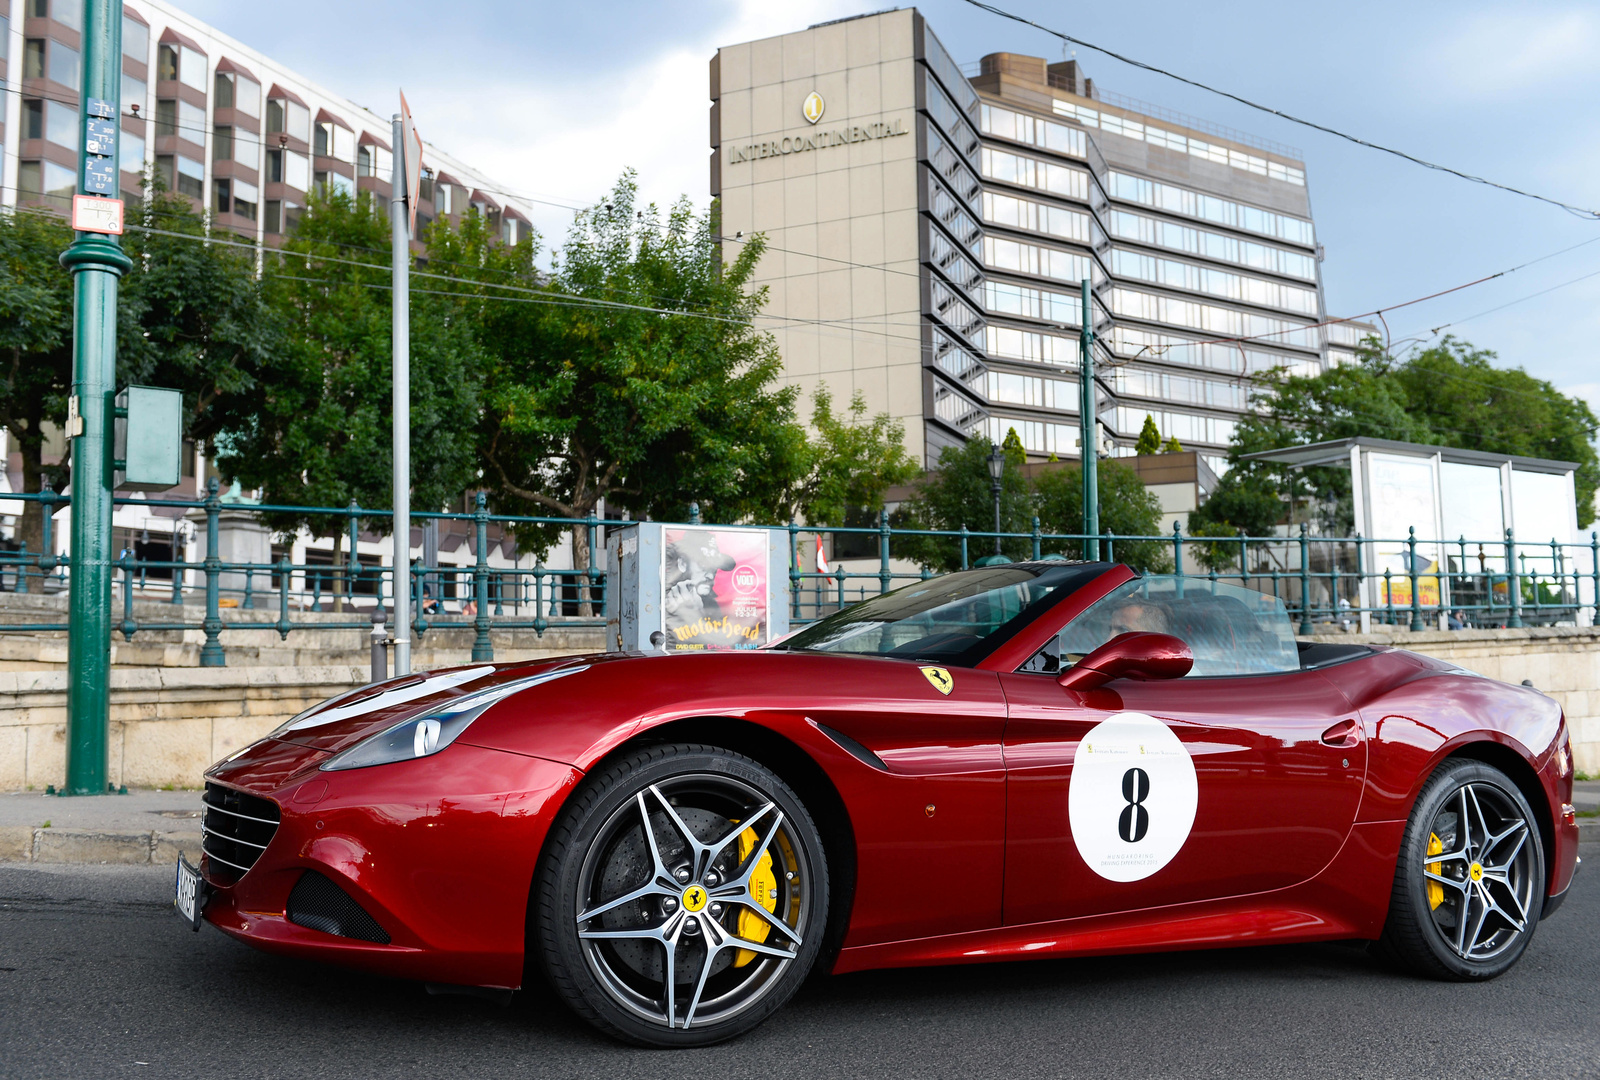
[201, 782, 281, 883]
[817, 724, 889, 771]
[287, 871, 391, 944]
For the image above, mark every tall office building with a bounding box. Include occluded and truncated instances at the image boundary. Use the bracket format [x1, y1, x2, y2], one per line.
[711, 9, 1374, 475]
[2, 0, 535, 248]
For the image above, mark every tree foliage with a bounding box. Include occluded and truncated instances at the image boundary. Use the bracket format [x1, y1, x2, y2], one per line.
[786, 387, 920, 526]
[213, 190, 482, 539]
[1033, 459, 1170, 570]
[1192, 337, 1600, 537]
[1134, 414, 1161, 456]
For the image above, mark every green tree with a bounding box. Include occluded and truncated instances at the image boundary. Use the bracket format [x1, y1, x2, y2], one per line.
[1161, 435, 1183, 454]
[787, 387, 920, 526]
[471, 173, 808, 578]
[0, 208, 74, 552]
[214, 189, 483, 592]
[120, 187, 277, 450]
[1134, 414, 1161, 456]
[1032, 458, 1171, 570]
[899, 434, 1033, 570]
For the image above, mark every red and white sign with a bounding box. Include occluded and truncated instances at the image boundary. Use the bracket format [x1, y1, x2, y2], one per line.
[399, 90, 424, 236]
[71, 194, 124, 235]
[815, 536, 831, 575]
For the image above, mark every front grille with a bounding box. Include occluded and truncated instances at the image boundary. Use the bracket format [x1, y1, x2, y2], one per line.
[201, 782, 281, 883]
[287, 871, 391, 944]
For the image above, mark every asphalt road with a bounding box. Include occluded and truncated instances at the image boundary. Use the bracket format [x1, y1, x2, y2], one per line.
[1, 860, 1596, 1080]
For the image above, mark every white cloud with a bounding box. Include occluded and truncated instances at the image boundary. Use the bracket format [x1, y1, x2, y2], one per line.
[410, 0, 857, 251]
[1409, 8, 1600, 103]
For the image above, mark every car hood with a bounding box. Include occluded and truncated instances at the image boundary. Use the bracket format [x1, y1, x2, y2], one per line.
[270, 656, 604, 755]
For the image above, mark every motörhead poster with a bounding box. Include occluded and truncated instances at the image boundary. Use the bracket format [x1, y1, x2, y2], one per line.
[661, 528, 770, 650]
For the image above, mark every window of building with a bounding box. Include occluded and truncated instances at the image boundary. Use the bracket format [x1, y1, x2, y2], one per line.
[43, 99, 74, 148]
[266, 97, 309, 142]
[233, 131, 258, 170]
[214, 71, 260, 118]
[52, 0, 81, 30]
[122, 72, 147, 116]
[329, 172, 354, 197]
[283, 151, 309, 190]
[213, 177, 230, 214]
[417, 171, 433, 202]
[356, 144, 392, 179]
[434, 184, 451, 215]
[23, 100, 42, 140]
[212, 125, 232, 163]
[121, 127, 145, 172]
[155, 98, 176, 136]
[312, 169, 327, 196]
[313, 122, 355, 163]
[123, 15, 149, 61]
[265, 199, 281, 233]
[178, 99, 205, 142]
[158, 153, 204, 199]
[157, 43, 177, 82]
[24, 39, 45, 80]
[266, 149, 282, 183]
[18, 159, 75, 203]
[27, 0, 47, 17]
[233, 179, 258, 221]
[178, 46, 206, 91]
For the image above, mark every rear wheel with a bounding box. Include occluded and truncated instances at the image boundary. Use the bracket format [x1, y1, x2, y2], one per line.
[535, 743, 828, 1046]
[1379, 759, 1544, 980]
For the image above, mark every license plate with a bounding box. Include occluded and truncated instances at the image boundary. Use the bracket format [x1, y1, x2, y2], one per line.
[175, 853, 206, 932]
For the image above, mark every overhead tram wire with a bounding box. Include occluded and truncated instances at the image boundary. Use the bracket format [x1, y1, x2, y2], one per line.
[958, 0, 1600, 220]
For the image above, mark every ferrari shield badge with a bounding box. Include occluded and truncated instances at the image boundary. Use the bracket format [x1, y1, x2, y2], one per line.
[920, 666, 954, 695]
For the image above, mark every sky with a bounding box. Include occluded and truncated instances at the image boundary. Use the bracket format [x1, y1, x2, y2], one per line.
[179, 0, 1600, 414]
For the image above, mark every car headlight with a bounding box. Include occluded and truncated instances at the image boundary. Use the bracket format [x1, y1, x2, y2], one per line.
[318, 665, 587, 772]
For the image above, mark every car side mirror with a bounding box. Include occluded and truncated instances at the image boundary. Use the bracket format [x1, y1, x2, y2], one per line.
[1056, 632, 1194, 692]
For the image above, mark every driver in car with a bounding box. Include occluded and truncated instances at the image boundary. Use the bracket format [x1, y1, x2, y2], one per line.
[1108, 598, 1171, 637]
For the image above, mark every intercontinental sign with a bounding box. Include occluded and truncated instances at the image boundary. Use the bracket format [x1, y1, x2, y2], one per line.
[725, 116, 910, 165]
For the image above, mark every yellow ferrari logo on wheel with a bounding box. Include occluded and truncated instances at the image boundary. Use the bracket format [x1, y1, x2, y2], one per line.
[682, 885, 708, 912]
[921, 666, 954, 695]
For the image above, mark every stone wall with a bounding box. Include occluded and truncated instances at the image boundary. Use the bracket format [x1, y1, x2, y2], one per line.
[1, 627, 1596, 790]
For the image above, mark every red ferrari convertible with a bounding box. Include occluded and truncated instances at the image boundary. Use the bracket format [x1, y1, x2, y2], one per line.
[185, 561, 1582, 1046]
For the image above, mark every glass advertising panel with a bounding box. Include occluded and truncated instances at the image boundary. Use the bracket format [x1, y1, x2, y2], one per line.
[661, 528, 770, 651]
[1367, 452, 1441, 608]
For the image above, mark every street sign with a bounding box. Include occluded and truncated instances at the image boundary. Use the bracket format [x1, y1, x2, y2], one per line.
[71, 194, 124, 235]
[399, 90, 424, 236]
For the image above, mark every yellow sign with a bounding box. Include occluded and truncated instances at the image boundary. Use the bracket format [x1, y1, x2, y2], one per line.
[681, 885, 708, 912]
[802, 91, 825, 125]
[920, 666, 954, 695]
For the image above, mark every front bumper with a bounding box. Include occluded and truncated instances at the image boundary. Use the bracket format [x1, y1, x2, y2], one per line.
[202, 737, 580, 989]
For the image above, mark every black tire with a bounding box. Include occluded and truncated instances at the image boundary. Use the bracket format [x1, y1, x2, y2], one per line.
[1378, 759, 1544, 980]
[534, 743, 829, 1047]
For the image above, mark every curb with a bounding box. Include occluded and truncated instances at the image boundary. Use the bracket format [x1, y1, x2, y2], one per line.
[1581, 817, 1600, 848]
[0, 826, 200, 865]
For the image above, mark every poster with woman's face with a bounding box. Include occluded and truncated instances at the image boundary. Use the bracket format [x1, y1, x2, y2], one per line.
[661, 528, 768, 650]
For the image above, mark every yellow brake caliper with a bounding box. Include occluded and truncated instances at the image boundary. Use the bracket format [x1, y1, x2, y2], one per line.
[733, 826, 778, 967]
[1426, 832, 1444, 910]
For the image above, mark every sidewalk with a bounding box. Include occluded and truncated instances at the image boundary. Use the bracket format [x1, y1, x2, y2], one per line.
[0, 787, 202, 865]
[1, 783, 1595, 866]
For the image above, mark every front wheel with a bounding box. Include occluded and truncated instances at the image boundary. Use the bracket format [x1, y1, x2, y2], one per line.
[535, 743, 829, 1046]
[1378, 759, 1545, 980]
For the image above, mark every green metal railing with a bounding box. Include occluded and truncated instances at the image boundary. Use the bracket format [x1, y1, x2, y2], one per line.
[1, 480, 1595, 667]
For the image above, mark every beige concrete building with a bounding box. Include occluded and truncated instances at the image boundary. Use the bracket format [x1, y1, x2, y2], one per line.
[711, 9, 1376, 472]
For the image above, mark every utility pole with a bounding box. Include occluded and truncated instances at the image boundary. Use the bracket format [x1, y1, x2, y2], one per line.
[60, 0, 131, 796]
[1079, 278, 1099, 560]
[390, 111, 411, 676]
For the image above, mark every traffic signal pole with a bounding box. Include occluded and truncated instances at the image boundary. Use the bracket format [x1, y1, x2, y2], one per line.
[60, 0, 132, 795]
[1079, 278, 1099, 560]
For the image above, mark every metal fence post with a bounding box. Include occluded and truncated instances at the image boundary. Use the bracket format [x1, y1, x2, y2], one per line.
[688, 501, 701, 526]
[1406, 526, 1425, 631]
[14, 541, 27, 594]
[878, 509, 891, 595]
[1172, 522, 1185, 599]
[471, 492, 493, 661]
[276, 555, 292, 640]
[1299, 521, 1314, 635]
[39, 480, 57, 586]
[199, 478, 225, 666]
[370, 609, 388, 684]
[959, 524, 969, 570]
[1031, 515, 1042, 561]
[118, 552, 136, 640]
[1591, 531, 1599, 626]
[1505, 527, 1523, 628]
[788, 520, 800, 620]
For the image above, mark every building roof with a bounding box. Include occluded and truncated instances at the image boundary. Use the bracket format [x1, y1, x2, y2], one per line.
[158, 27, 206, 54]
[267, 83, 307, 108]
[215, 57, 259, 83]
[315, 107, 352, 131]
[1242, 437, 1578, 475]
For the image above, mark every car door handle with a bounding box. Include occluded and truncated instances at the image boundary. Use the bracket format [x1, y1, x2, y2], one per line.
[1320, 719, 1360, 748]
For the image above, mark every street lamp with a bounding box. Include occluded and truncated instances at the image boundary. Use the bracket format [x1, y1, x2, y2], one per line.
[987, 443, 1005, 557]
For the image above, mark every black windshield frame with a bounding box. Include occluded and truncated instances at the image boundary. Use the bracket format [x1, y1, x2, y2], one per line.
[774, 562, 1114, 668]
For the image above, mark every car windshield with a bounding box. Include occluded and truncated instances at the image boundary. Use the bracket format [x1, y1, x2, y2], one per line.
[1021, 576, 1301, 676]
[775, 563, 1109, 664]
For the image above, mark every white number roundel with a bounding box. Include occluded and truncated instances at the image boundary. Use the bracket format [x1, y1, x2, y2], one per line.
[1068, 712, 1198, 882]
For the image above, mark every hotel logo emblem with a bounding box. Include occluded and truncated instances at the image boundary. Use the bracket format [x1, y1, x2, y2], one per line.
[802, 91, 825, 125]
